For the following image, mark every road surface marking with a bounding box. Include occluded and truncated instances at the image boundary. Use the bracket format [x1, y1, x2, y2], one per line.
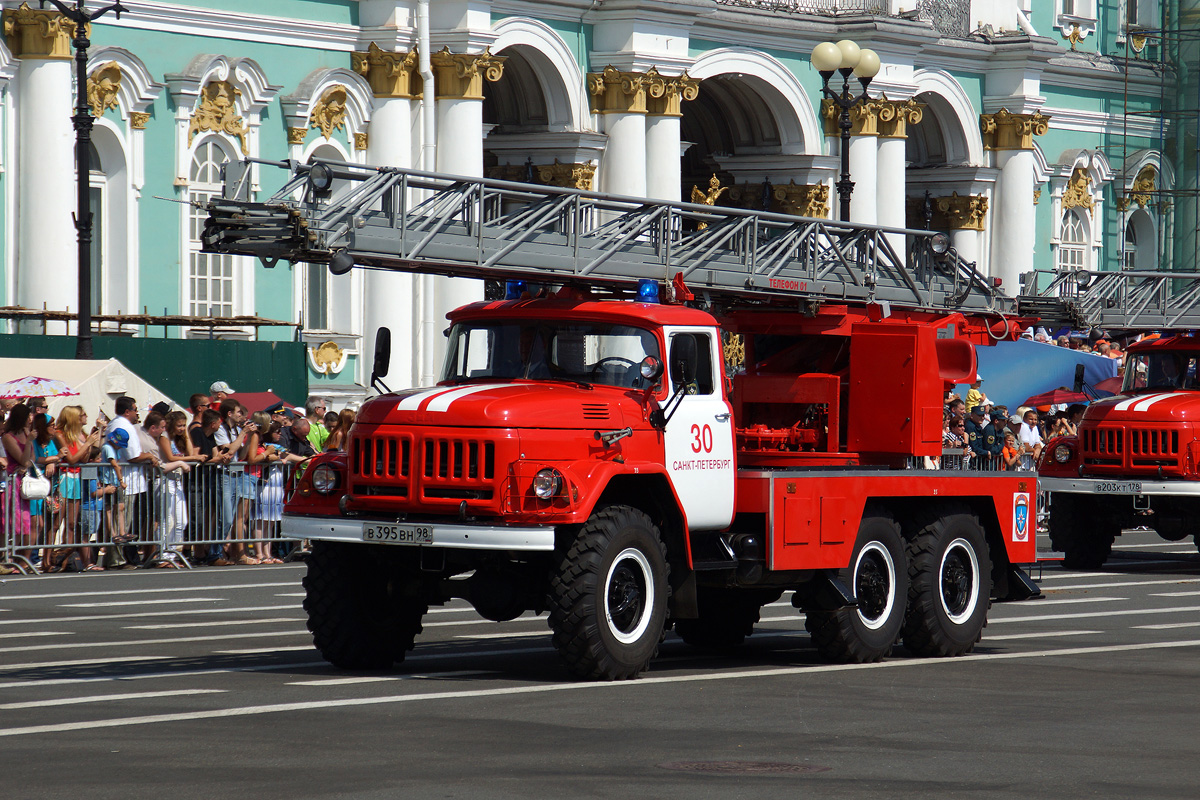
[0, 689, 227, 711]
[1044, 578, 1200, 591]
[61, 598, 224, 608]
[0, 655, 171, 671]
[1134, 621, 1200, 630]
[989, 605, 1200, 624]
[124, 618, 303, 630]
[986, 630, 1101, 641]
[459, 631, 549, 640]
[0, 631, 72, 640]
[0, 582, 299, 601]
[1150, 590, 1200, 598]
[0, 629, 311, 656]
[3, 639, 1200, 738]
[1012, 597, 1125, 606]
[0, 605, 296, 626]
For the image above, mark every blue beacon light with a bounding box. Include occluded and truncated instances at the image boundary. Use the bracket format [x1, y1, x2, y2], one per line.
[504, 280, 527, 300]
[637, 279, 660, 303]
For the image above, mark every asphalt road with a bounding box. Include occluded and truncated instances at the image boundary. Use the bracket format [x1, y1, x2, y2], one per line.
[3, 531, 1200, 800]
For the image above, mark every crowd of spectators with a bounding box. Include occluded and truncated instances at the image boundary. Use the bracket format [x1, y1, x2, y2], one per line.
[0, 384, 349, 574]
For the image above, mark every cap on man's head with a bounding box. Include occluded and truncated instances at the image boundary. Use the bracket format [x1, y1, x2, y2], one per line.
[273, 407, 297, 420]
[209, 380, 234, 395]
[106, 428, 129, 448]
[151, 401, 171, 417]
[970, 406, 986, 416]
[990, 410, 1007, 420]
[1009, 414, 1023, 426]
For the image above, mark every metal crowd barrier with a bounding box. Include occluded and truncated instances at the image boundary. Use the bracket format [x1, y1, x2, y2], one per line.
[0, 460, 305, 575]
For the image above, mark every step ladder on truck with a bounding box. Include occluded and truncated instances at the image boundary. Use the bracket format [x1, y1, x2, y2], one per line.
[203, 156, 1047, 680]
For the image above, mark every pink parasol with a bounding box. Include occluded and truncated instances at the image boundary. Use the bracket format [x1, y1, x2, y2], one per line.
[0, 376, 81, 400]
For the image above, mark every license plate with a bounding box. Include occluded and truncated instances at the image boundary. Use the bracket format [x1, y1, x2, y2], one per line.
[362, 523, 434, 545]
[1095, 482, 1142, 494]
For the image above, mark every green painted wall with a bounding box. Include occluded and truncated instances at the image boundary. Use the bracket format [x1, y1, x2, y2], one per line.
[0, 334, 307, 406]
[147, 0, 356, 24]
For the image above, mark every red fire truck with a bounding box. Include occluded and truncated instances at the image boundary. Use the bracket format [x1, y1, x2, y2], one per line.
[1040, 334, 1200, 568]
[204, 158, 1039, 680]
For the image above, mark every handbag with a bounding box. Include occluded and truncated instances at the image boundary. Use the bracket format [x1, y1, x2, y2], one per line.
[20, 465, 50, 501]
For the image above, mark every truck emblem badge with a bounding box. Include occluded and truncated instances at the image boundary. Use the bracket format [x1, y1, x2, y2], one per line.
[1013, 493, 1030, 543]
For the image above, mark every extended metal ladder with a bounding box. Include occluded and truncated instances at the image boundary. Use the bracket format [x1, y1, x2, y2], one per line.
[201, 157, 1013, 317]
[1018, 267, 1200, 332]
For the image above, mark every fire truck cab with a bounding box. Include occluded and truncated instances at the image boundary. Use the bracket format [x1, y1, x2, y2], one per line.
[1040, 334, 1200, 568]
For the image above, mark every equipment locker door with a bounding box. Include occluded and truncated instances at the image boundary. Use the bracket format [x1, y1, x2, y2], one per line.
[662, 327, 736, 530]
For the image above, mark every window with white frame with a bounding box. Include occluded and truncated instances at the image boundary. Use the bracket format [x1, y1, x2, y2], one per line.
[1123, 219, 1138, 270]
[187, 139, 237, 318]
[87, 142, 105, 315]
[304, 262, 329, 330]
[1057, 210, 1088, 274]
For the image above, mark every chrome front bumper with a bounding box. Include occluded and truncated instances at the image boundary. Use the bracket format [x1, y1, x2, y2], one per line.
[282, 514, 556, 551]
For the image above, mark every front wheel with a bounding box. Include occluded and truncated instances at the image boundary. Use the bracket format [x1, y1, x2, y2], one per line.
[303, 542, 428, 669]
[548, 506, 670, 680]
[902, 508, 992, 657]
[806, 512, 908, 663]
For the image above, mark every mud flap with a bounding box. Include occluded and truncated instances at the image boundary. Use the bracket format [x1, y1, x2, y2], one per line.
[997, 564, 1042, 601]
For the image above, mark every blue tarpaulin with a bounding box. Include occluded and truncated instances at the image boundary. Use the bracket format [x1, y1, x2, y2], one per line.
[955, 340, 1119, 410]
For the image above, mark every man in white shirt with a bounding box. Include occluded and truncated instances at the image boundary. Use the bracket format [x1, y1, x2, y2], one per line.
[1017, 409, 1044, 471]
[104, 397, 160, 565]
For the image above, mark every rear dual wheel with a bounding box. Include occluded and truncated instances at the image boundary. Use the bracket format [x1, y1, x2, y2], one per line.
[807, 513, 908, 663]
[902, 509, 991, 657]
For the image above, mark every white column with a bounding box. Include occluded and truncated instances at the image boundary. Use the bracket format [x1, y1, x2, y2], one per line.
[365, 97, 416, 389]
[644, 114, 680, 201]
[950, 228, 982, 267]
[876, 135, 907, 255]
[600, 111, 647, 198]
[16, 58, 75, 333]
[848, 131, 877, 226]
[991, 148, 1035, 291]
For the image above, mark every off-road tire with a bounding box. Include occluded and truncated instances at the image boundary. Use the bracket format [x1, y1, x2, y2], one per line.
[807, 512, 909, 663]
[548, 505, 670, 680]
[674, 589, 772, 649]
[902, 507, 992, 657]
[1049, 492, 1114, 570]
[303, 541, 427, 669]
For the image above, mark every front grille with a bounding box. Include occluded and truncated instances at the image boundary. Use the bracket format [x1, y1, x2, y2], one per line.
[352, 435, 411, 479]
[351, 431, 500, 504]
[1080, 425, 1184, 472]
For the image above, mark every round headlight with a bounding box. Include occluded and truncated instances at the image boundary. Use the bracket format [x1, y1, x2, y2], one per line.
[311, 463, 340, 495]
[639, 355, 663, 381]
[930, 232, 951, 255]
[1054, 444, 1072, 463]
[533, 468, 562, 500]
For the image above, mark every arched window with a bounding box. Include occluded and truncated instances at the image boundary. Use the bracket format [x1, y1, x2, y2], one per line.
[1057, 210, 1088, 273]
[187, 139, 237, 317]
[1123, 219, 1138, 270]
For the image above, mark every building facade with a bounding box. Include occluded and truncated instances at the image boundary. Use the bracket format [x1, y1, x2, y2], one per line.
[0, 0, 1178, 403]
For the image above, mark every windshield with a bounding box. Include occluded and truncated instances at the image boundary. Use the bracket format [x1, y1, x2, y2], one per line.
[1123, 352, 1200, 392]
[441, 320, 661, 389]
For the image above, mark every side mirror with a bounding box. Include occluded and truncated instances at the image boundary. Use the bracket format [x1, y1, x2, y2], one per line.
[370, 327, 391, 393]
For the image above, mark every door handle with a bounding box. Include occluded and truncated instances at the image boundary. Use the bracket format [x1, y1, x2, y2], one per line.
[714, 413, 731, 422]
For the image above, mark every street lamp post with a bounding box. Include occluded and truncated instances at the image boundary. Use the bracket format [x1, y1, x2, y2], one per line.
[810, 40, 880, 222]
[39, 0, 127, 360]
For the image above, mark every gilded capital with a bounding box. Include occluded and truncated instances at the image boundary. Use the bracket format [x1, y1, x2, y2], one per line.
[588, 66, 648, 114]
[430, 47, 505, 100]
[980, 109, 1050, 150]
[189, 80, 249, 156]
[130, 111, 150, 130]
[354, 132, 368, 151]
[877, 98, 923, 139]
[777, 181, 830, 218]
[352, 43, 420, 99]
[287, 126, 307, 145]
[2, 3, 79, 60]
[537, 160, 595, 190]
[821, 97, 884, 136]
[88, 62, 122, 119]
[645, 68, 700, 117]
[935, 193, 989, 231]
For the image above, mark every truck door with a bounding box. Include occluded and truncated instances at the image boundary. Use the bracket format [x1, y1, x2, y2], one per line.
[662, 327, 736, 530]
